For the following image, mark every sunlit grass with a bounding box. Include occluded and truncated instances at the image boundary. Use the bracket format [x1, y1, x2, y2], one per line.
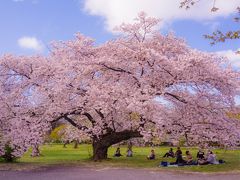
[1, 144, 240, 172]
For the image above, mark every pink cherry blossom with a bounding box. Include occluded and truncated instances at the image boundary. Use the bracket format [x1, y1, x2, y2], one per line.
[0, 12, 239, 160]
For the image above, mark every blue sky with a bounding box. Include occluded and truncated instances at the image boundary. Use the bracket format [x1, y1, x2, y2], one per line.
[0, 0, 239, 55]
[0, 0, 112, 54]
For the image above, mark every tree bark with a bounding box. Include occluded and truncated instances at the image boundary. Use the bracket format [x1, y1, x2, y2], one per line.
[31, 145, 40, 157]
[73, 140, 79, 149]
[92, 141, 109, 160]
[92, 130, 142, 161]
[63, 141, 69, 148]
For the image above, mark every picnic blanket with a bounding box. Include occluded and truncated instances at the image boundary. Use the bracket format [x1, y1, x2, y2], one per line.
[160, 160, 225, 167]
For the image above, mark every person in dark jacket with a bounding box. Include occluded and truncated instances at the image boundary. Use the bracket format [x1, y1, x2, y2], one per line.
[163, 148, 175, 158]
[175, 147, 186, 164]
[114, 147, 122, 157]
[147, 149, 155, 160]
[197, 148, 205, 159]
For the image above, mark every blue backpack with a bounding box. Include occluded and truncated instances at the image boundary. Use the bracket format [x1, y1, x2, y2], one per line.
[160, 161, 168, 167]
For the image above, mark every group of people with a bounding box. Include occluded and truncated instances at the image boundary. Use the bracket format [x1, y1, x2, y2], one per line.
[162, 147, 219, 165]
[114, 145, 219, 166]
[196, 148, 219, 165]
[114, 142, 133, 157]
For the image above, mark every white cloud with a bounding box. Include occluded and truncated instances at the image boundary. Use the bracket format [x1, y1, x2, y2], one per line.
[83, 0, 240, 31]
[18, 36, 44, 52]
[216, 49, 240, 68]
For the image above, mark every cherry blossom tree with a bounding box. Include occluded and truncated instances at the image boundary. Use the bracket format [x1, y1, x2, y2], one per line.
[58, 124, 90, 148]
[0, 12, 240, 161]
[0, 55, 51, 159]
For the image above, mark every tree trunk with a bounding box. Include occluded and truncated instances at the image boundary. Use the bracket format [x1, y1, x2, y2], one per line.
[73, 140, 79, 149]
[31, 145, 40, 157]
[63, 140, 70, 148]
[92, 140, 109, 161]
[184, 133, 189, 146]
[92, 130, 142, 161]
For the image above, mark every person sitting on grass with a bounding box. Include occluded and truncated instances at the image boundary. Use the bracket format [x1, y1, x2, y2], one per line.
[197, 148, 205, 160]
[126, 146, 133, 157]
[198, 150, 219, 165]
[163, 148, 174, 158]
[206, 150, 219, 164]
[185, 150, 193, 165]
[197, 148, 207, 165]
[174, 147, 186, 165]
[147, 149, 155, 160]
[114, 147, 122, 157]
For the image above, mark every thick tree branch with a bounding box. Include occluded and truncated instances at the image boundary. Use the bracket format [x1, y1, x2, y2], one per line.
[164, 92, 187, 104]
[82, 112, 96, 124]
[100, 64, 141, 87]
[63, 115, 89, 131]
[94, 109, 104, 119]
[51, 108, 83, 124]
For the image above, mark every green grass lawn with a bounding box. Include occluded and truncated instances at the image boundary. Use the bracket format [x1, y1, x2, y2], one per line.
[0, 144, 240, 173]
